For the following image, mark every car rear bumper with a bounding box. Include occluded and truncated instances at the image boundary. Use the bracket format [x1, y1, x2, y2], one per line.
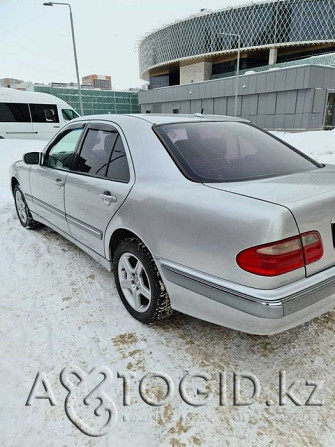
[158, 259, 335, 334]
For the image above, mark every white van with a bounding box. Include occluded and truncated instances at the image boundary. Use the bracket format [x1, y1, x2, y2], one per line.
[0, 88, 80, 141]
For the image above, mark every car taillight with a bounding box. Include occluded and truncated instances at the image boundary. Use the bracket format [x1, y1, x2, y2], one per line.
[236, 231, 323, 277]
[301, 232, 323, 264]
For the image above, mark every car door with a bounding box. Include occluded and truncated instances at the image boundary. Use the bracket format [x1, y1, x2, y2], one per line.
[29, 124, 85, 233]
[30, 103, 61, 141]
[64, 122, 134, 256]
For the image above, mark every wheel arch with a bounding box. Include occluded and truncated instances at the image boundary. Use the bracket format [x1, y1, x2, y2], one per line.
[109, 228, 153, 262]
[11, 177, 19, 195]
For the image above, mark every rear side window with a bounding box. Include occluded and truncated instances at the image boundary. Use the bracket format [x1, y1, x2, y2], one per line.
[155, 121, 319, 183]
[76, 128, 130, 182]
[77, 129, 118, 177]
[106, 135, 130, 183]
[30, 104, 59, 123]
[0, 103, 30, 122]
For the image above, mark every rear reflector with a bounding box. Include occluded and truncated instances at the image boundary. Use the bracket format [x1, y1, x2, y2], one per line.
[236, 231, 323, 276]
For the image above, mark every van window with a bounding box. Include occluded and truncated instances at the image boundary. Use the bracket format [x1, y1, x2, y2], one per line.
[30, 104, 59, 123]
[62, 109, 79, 121]
[0, 103, 30, 122]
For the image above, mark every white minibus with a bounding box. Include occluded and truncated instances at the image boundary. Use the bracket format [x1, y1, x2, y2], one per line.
[0, 88, 79, 141]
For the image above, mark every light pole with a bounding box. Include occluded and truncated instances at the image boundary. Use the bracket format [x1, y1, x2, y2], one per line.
[220, 32, 241, 117]
[43, 2, 84, 115]
[269, 0, 280, 66]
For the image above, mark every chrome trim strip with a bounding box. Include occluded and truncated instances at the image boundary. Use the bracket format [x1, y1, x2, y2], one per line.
[282, 275, 335, 316]
[66, 215, 103, 240]
[25, 193, 34, 203]
[5, 131, 37, 134]
[159, 259, 335, 320]
[28, 194, 102, 240]
[32, 196, 65, 217]
[161, 263, 283, 319]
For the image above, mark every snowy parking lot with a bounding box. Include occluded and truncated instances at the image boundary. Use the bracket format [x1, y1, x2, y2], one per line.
[1, 130, 335, 446]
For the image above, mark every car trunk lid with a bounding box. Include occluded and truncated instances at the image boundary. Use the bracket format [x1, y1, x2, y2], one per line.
[204, 165, 335, 277]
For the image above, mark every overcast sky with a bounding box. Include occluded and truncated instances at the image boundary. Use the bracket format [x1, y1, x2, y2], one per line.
[0, 0, 249, 90]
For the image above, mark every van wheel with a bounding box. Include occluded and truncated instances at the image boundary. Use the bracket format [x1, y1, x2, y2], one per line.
[113, 238, 173, 324]
[14, 184, 41, 229]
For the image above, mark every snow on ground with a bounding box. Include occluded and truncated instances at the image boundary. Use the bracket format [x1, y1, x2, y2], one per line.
[1, 132, 335, 447]
[273, 129, 335, 165]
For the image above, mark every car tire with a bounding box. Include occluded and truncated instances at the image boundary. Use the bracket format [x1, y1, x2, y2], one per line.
[113, 237, 173, 324]
[13, 184, 41, 229]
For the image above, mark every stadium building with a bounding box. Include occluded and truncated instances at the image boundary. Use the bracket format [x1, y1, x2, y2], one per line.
[138, 0, 335, 129]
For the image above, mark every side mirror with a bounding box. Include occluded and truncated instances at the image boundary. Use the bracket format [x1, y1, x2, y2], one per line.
[23, 152, 41, 165]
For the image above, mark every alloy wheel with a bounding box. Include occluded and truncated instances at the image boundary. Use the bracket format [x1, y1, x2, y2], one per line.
[118, 253, 152, 313]
[15, 190, 28, 224]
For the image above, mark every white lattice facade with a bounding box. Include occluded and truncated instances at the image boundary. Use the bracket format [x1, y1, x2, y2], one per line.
[139, 0, 335, 84]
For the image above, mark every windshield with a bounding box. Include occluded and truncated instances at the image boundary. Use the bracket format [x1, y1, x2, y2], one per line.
[155, 121, 320, 183]
[62, 108, 79, 121]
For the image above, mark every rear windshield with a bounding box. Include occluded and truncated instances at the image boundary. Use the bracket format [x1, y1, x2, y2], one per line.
[154, 121, 320, 183]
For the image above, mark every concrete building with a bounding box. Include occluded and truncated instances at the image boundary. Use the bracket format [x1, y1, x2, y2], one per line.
[138, 0, 335, 129]
[139, 64, 335, 130]
[82, 74, 112, 90]
[0, 78, 23, 88]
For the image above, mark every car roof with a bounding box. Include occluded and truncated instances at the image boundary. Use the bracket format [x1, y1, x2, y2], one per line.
[0, 87, 73, 106]
[75, 113, 249, 126]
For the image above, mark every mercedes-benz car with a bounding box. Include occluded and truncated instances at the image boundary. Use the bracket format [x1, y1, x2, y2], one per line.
[10, 114, 335, 334]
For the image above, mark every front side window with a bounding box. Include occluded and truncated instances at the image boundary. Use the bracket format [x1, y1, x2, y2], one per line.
[155, 121, 320, 183]
[30, 104, 59, 123]
[44, 127, 83, 170]
[77, 129, 118, 177]
[62, 108, 79, 122]
[0, 103, 30, 122]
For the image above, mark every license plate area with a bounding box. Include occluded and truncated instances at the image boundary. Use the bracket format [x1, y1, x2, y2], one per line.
[332, 222, 335, 248]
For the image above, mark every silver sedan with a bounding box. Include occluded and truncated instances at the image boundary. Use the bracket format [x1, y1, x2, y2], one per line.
[10, 114, 335, 334]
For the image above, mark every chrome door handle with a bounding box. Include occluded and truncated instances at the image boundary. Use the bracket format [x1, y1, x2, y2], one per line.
[100, 192, 117, 204]
[55, 178, 64, 187]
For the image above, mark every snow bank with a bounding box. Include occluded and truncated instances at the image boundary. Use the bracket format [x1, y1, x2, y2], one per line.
[273, 129, 335, 164]
[0, 139, 47, 203]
